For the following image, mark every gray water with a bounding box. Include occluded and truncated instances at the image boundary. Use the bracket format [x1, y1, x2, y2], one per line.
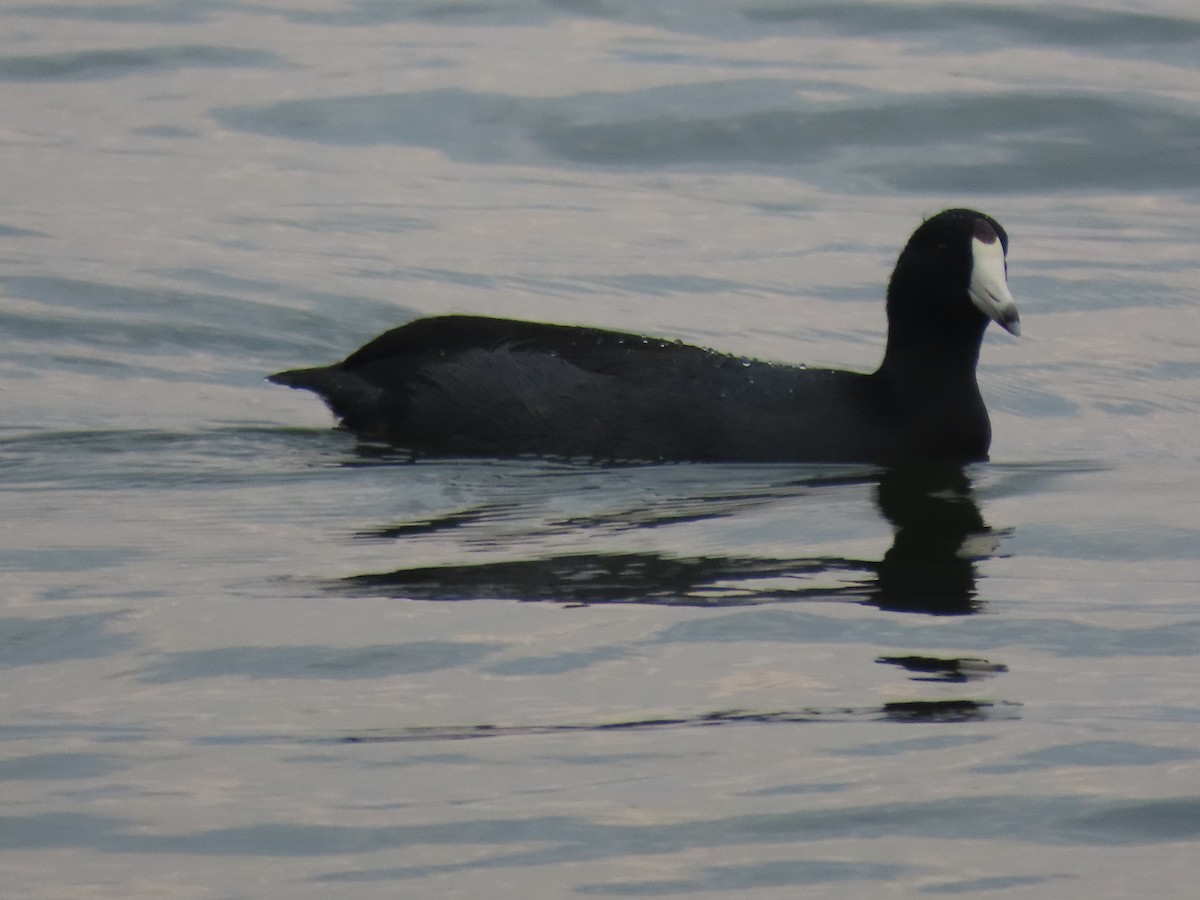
[3, 2, 1200, 897]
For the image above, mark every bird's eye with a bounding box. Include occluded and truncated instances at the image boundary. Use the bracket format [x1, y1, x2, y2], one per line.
[935, 242, 948, 253]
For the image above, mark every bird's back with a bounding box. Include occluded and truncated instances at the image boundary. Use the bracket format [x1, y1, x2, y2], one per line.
[270, 316, 887, 461]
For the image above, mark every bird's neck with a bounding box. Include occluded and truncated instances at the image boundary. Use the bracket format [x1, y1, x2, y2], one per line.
[876, 322, 990, 435]
[878, 306, 987, 391]
[879, 337, 982, 385]
[875, 327, 991, 459]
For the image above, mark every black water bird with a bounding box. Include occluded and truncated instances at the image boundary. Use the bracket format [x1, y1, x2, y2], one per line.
[268, 208, 1020, 462]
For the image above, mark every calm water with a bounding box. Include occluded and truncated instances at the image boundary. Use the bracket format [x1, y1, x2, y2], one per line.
[2, 1, 1199, 897]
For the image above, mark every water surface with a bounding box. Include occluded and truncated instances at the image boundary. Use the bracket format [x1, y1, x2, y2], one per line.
[2, 1, 1199, 897]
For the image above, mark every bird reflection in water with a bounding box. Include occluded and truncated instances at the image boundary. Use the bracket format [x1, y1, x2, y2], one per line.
[333, 461, 1012, 728]
[339, 463, 1004, 617]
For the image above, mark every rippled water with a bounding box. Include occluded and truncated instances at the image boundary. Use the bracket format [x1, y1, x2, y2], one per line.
[2, 2, 1199, 897]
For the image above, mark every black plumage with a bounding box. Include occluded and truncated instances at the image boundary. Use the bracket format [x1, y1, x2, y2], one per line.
[269, 208, 1020, 463]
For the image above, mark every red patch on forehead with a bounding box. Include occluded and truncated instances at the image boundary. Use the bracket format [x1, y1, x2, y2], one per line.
[973, 218, 998, 244]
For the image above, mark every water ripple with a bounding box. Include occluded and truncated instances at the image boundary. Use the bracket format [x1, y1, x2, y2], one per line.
[0, 45, 278, 81]
[213, 85, 1200, 191]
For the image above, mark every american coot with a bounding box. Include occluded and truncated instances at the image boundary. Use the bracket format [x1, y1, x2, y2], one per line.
[269, 208, 1019, 463]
